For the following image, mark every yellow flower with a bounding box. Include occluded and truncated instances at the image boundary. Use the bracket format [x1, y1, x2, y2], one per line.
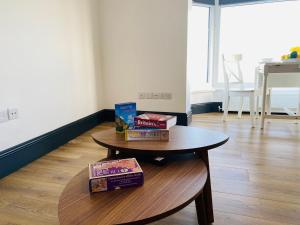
[290, 46, 300, 52]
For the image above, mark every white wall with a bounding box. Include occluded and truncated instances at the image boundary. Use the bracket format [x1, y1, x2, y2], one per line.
[0, 0, 104, 151]
[99, 0, 189, 113]
[191, 91, 215, 104]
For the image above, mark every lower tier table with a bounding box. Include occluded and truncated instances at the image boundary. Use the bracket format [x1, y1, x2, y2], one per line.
[58, 157, 208, 225]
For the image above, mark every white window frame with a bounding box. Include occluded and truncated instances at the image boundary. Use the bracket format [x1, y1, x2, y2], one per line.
[210, 0, 221, 89]
[190, 2, 215, 92]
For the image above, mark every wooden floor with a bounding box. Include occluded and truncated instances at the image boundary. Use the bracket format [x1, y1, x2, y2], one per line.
[1, 113, 300, 225]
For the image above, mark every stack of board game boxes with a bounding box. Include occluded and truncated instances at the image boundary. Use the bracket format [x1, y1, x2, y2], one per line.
[115, 102, 177, 141]
[88, 102, 178, 193]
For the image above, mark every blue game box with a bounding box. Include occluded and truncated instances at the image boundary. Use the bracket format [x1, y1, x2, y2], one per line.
[115, 102, 137, 133]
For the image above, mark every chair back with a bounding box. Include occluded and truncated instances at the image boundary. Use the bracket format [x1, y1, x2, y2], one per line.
[222, 54, 245, 92]
[254, 65, 264, 94]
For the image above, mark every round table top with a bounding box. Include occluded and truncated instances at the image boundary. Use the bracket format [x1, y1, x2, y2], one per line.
[92, 126, 229, 155]
[58, 158, 208, 225]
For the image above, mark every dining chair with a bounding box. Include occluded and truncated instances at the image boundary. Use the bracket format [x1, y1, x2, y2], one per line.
[222, 54, 255, 126]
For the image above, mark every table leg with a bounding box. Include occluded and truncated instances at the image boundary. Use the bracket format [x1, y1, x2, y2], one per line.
[250, 94, 255, 127]
[297, 88, 300, 116]
[107, 149, 117, 158]
[195, 192, 208, 225]
[260, 67, 268, 129]
[197, 150, 214, 224]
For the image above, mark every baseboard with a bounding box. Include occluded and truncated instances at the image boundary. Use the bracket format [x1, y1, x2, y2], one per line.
[186, 110, 193, 125]
[191, 102, 222, 114]
[0, 110, 105, 179]
[191, 102, 289, 115]
[0, 109, 189, 179]
[227, 111, 288, 115]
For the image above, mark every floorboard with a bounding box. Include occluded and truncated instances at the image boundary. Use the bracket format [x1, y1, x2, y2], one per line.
[0, 113, 300, 225]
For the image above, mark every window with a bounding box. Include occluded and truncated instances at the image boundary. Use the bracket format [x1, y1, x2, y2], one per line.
[187, 5, 210, 91]
[218, 1, 300, 83]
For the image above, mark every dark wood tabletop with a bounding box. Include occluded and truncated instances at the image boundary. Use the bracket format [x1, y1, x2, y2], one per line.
[92, 125, 229, 155]
[91, 125, 229, 224]
[58, 157, 208, 225]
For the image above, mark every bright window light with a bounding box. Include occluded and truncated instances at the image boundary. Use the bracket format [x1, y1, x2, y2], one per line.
[219, 1, 300, 83]
[187, 6, 210, 91]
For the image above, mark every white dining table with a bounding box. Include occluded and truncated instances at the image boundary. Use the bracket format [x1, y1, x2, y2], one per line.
[260, 61, 300, 129]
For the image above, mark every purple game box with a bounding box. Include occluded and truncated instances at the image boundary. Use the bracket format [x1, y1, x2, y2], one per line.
[88, 158, 144, 193]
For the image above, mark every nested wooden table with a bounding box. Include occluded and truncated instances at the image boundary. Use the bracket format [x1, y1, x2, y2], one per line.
[91, 125, 229, 224]
[59, 157, 208, 225]
[58, 125, 228, 225]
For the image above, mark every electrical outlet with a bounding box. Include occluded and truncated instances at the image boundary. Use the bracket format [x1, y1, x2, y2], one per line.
[138, 92, 172, 100]
[164, 93, 172, 100]
[138, 93, 146, 99]
[161, 93, 167, 99]
[152, 93, 160, 99]
[145, 93, 152, 99]
[8, 108, 18, 120]
[0, 110, 9, 123]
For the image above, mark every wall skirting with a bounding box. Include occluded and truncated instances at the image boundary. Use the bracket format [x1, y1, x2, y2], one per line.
[0, 109, 190, 179]
[191, 102, 222, 114]
[191, 102, 289, 115]
[0, 111, 105, 179]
